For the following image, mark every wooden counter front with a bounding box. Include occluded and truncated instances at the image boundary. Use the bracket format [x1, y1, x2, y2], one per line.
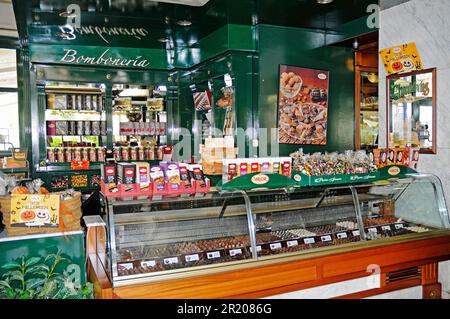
[87, 232, 450, 299]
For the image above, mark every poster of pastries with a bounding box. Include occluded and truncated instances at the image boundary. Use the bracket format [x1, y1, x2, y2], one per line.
[278, 65, 329, 145]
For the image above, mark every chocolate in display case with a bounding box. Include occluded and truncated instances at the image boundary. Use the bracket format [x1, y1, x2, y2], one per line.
[102, 172, 450, 287]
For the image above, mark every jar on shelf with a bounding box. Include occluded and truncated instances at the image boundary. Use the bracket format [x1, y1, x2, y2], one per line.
[57, 148, 65, 163]
[121, 147, 130, 161]
[81, 148, 89, 161]
[47, 148, 56, 163]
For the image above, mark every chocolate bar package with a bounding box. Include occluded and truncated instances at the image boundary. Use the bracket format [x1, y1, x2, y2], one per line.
[117, 163, 136, 193]
[380, 149, 388, 168]
[239, 162, 249, 176]
[179, 164, 193, 189]
[387, 148, 396, 166]
[165, 163, 181, 191]
[260, 160, 272, 173]
[101, 163, 118, 192]
[281, 160, 292, 177]
[190, 164, 206, 188]
[134, 162, 150, 191]
[395, 148, 406, 166]
[150, 165, 166, 191]
[251, 162, 260, 174]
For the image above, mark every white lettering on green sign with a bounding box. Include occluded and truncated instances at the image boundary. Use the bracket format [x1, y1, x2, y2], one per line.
[60, 49, 150, 68]
[59, 25, 149, 44]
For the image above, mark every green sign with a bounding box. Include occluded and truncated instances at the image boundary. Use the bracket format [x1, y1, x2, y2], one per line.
[30, 44, 172, 70]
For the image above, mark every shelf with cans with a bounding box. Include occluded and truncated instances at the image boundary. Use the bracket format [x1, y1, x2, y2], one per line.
[36, 83, 174, 193]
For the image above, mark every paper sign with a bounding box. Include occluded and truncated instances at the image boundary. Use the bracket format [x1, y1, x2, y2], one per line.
[10, 194, 60, 228]
[380, 42, 423, 75]
[71, 160, 90, 170]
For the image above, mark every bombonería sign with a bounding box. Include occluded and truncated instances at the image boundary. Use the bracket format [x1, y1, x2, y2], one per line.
[60, 48, 150, 68]
[59, 25, 149, 44]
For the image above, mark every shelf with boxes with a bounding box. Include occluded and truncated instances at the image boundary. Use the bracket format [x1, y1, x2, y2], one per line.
[100, 161, 210, 198]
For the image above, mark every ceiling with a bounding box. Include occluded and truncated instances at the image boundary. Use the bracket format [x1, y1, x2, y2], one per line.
[12, 0, 378, 49]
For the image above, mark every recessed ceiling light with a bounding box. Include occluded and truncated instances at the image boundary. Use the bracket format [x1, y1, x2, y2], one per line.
[59, 11, 77, 18]
[177, 20, 192, 27]
[316, 0, 334, 4]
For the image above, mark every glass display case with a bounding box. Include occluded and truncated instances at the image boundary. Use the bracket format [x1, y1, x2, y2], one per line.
[103, 173, 449, 287]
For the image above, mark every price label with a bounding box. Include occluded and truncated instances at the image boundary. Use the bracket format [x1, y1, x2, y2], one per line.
[337, 232, 348, 239]
[163, 257, 179, 265]
[395, 223, 404, 229]
[304, 238, 315, 244]
[382, 225, 392, 231]
[118, 263, 133, 270]
[321, 235, 332, 242]
[185, 254, 199, 262]
[368, 228, 378, 234]
[71, 160, 90, 170]
[140, 260, 156, 268]
[207, 251, 221, 260]
[352, 230, 361, 237]
[229, 249, 243, 257]
[249, 246, 262, 253]
[270, 243, 282, 250]
[287, 240, 299, 247]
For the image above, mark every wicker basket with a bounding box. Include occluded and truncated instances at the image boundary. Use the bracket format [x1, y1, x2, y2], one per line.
[0, 192, 82, 237]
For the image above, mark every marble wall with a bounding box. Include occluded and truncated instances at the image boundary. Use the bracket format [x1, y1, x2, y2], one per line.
[379, 0, 450, 205]
[379, 0, 450, 298]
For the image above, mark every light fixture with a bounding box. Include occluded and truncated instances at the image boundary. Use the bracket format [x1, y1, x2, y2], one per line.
[177, 20, 192, 27]
[367, 73, 379, 84]
[316, 0, 334, 4]
[59, 10, 77, 18]
[157, 38, 169, 43]
[352, 38, 360, 50]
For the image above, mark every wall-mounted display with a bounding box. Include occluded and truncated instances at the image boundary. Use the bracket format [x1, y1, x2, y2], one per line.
[387, 68, 436, 154]
[278, 65, 329, 145]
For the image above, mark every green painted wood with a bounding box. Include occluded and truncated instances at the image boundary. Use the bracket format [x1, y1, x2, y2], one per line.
[0, 232, 86, 285]
[256, 24, 356, 157]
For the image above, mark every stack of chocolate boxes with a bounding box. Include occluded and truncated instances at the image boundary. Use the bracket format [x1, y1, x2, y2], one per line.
[101, 162, 210, 197]
[371, 147, 420, 170]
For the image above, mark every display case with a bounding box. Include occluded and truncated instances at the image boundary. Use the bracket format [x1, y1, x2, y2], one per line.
[101, 172, 450, 288]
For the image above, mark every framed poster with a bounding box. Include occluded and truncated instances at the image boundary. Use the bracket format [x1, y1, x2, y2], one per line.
[278, 65, 329, 145]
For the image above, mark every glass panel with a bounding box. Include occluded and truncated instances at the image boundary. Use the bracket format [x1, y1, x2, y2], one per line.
[360, 71, 379, 150]
[246, 188, 361, 257]
[0, 49, 17, 88]
[388, 69, 435, 153]
[355, 176, 449, 241]
[108, 196, 253, 279]
[0, 92, 19, 147]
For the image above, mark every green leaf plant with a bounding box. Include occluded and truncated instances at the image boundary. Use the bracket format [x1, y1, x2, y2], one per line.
[0, 251, 93, 299]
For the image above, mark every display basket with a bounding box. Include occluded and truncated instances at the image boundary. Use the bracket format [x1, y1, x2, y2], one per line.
[0, 191, 82, 237]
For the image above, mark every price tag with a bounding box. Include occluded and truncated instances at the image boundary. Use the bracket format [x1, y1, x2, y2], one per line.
[140, 260, 156, 268]
[304, 238, 315, 244]
[382, 225, 392, 231]
[207, 251, 221, 260]
[270, 242, 282, 250]
[229, 249, 242, 257]
[249, 246, 262, 253]
[321, 235, 332, 242]
[395, 223, 404, 230]
[368, 228, 378, 234]
[185, 254, 199, 262]
[118, 263, 133, 270]
[163, 257, 179, 265]
[337, 232, 348, 239]
[287, 240, 299, 247]
[352, 230, 361, 237]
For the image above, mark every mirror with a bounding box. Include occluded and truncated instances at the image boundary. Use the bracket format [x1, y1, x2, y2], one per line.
[387, 68, 436, 154]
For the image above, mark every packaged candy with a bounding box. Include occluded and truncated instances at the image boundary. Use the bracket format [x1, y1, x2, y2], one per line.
[165, 163, 181, 191]
[190, 164, 206, 188]
[134, 162, 150, 192]
[179, 164, 193, 189]
[239, 161, 249, 176]
[117, 163, 136, 193]
[150, 166, 166, 191]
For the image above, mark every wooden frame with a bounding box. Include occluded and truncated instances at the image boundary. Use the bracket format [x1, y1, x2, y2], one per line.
[386, 68, 437, 154]
[87, 223, 450, 299]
